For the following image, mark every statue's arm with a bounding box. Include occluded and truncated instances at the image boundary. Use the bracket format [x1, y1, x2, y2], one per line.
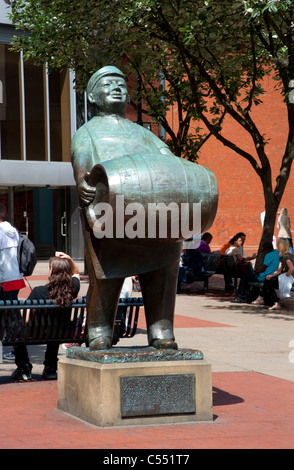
[71, 131, 96, 206]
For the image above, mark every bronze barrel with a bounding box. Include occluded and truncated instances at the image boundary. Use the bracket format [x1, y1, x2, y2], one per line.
[85, 153, 218, 242]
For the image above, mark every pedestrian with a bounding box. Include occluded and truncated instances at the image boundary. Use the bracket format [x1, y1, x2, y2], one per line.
[277, 208, 293, 253]
[0, 203, 25, 360]
[11, 251, 80, 381]
[0, 203, 26, 301]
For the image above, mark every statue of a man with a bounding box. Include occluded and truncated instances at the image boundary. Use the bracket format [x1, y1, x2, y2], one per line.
[71, 65, 217, 351]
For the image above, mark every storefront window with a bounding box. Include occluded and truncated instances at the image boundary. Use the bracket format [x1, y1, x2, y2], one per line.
[0, 44, 71, 162]
[76, 91, 95, 129]
[0, 45, 21, 160]
[49, 70, 62, 161]
[24, 60, 46, 161]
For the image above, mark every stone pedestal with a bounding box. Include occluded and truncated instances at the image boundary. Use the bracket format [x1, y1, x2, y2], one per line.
[57, 347, 213, 427]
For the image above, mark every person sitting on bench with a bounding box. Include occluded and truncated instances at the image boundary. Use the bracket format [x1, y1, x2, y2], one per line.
[11, 252, 80, 381]
[230, 243, 279, 304]
[197, 232, 213, 254]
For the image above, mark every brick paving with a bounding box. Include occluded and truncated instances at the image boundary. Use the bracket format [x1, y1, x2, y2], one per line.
[1, 372, 293, 450]
[1, 262, 294, 451]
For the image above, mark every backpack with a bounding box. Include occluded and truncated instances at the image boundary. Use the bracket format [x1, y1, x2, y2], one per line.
[0, 284, 6, 301]
[17, 233, 37, 277]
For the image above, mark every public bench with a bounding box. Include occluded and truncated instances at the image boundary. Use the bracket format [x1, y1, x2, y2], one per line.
[248, 280, 294, 294]
[178, 250, 239, 292]
[0, 297, 143, 350]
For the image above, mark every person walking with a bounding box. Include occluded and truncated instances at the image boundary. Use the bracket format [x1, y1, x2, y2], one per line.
[0, 203, 26, 360]
[0, 203, 25, 301]
[277, 208, 293, 253]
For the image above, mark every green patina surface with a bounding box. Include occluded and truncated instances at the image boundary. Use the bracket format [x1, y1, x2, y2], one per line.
[66, 346, 204, 364]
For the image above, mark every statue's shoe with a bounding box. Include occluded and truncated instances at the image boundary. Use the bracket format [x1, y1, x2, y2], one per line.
[89, 338, 112, 350]
[150, 339, 178, 350]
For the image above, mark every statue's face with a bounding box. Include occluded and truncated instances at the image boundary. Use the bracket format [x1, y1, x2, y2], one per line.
[90, 76, 129, 115]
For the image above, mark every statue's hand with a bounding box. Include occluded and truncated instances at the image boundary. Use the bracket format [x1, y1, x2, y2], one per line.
[78, 175, 96, 205]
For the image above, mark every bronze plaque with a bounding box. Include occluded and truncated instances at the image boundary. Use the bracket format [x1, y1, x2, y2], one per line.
[120, 374, 195, 418]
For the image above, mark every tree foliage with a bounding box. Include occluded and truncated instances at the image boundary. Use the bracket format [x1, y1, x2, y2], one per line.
[8, 0, 294, 261]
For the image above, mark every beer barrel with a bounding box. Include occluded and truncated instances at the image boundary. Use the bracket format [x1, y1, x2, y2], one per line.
[85, 153, 218, 242]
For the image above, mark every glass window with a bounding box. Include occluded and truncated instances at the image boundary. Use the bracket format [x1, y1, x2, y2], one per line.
[0, 45, 21, 160]
[24, 60, 46, 161]
[0, 46, 71, 162]
[49, 70, 62, 161]
[76, 91, 95, 129]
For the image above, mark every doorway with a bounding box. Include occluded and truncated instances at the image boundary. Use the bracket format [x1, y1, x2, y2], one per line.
[0, 186, 72, 259]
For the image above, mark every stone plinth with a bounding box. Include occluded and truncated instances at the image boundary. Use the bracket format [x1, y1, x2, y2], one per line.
[57, 347, 213, 427]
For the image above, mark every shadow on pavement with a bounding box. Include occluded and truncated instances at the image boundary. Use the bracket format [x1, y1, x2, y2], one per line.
[179, 274, 294, 320]
[213, 386, 244, 407]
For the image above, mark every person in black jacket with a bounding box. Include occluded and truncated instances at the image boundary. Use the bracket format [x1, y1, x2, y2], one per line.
[11, 252, 80, 381]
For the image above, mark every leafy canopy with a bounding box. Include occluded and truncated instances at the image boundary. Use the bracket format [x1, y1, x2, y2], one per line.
[7, 0, 294, 256]
[7, 0, 278, 159]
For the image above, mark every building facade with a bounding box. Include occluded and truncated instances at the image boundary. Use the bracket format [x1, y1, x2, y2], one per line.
[0, 2, 85, 259]
[0, 2, 155, 260]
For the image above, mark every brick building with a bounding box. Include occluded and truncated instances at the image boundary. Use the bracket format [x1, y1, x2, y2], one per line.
[167, 75, 294, 255]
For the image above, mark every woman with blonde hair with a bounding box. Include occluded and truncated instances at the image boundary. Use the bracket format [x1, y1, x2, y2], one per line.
[254, 239, 294, 310]
[12, 252, 80, 381]
[277, 208, 293, 253]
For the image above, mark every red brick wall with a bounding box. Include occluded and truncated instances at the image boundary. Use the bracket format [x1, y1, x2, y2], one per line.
[166, 76, 294, 255]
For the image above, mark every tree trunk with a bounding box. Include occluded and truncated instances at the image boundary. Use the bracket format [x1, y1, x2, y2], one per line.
[255, 180, 279, 271]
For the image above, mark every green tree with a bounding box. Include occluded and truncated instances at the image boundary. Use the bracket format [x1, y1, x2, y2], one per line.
[8, 0, 294, 264]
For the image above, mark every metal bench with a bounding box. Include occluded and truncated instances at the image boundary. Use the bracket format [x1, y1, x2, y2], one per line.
[0, 297, 143, 351]
[178, 250, 238, 291]
[248, 280, 294, 290]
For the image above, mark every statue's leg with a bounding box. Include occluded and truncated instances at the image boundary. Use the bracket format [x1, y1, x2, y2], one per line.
[86, 260, 124, 350]
[82, 216, 124, 350]
[138, 260, 179, 350]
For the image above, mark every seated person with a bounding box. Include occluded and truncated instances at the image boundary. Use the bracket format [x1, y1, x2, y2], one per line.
[197, 232, 213, 254]
[177, 247, 205, 293]
[219, 232, 246, 290]
[255, 238, 294, 310]
[12, 252, 80, 381]
[225, 234, 256, 265]
[219, 233, 256, 290]
[230, 243, 279, 303]
[219, 232, 246, 256]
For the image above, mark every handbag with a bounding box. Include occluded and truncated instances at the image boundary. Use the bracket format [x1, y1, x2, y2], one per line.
[278, 272, 294, 298]
[0, 284, 6, 301]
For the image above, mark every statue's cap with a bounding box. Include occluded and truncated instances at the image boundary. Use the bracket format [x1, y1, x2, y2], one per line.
[87, 66, 128, 94]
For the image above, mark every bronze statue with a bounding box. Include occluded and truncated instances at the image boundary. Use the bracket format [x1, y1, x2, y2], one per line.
[71, 65, 218, 351]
